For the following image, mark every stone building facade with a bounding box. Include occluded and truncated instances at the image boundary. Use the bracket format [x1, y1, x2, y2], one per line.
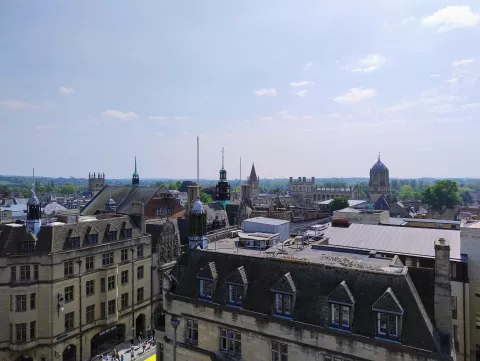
[247, 163, 260, 199]
[157, 243, 454, 361]
[0, 214, 152, 361]
[288, 177, 359, 205]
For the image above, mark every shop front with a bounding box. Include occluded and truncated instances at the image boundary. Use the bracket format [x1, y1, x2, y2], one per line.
[90, 324, 125, 358]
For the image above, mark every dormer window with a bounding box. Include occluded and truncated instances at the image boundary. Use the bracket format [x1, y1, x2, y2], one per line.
[107, 231, 117, 242]
[21, 241, 35, 253]
[271, 272, 296, 318]
[199, 279, 213, 299]
[331, 304, 350, 329]
[327, 281, 354, 331]
[372, 287, 403, 340]
[125, 229, 133, 238]
[274, 293, 292, 316]
[69, 237, 80, 249]
[377, 312, 398, 337]
[228, 284, 243, 305]
[87, 234, 98, 245]
[197, 262, 218, 301]
[225, 266, 248, 307]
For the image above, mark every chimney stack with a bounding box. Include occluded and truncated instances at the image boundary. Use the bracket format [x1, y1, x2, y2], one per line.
[187, 185, 200, 214]
[434, 238, 452, 351]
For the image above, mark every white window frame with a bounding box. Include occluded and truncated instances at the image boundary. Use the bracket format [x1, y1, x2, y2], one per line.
[271, 341, 288, 361]
[274, 293, 292, 316]
[219, 328, 241, 355]
[228, 284, 243, 305]
[199, 279, 213, 299]
[377, 312, 398, 338]
[330, 303, 350, 329]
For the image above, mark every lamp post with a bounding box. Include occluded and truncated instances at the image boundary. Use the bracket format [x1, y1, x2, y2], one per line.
[170, 317, 180, 361]
[57, 293, 64, 317]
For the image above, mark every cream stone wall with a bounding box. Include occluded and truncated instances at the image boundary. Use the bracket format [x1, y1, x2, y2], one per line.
[0, 230, 153, 361]
[160, 298, 450, 361]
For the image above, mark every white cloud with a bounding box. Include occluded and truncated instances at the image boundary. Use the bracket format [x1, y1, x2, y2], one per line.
[289, 81, 314, 87]
[293, 89, 308, 97]
[102, 109, 138, 120]
[452, 59, 475, 66]
[291, 81, 314, 88]
[334, 87, 377, 104]
[430, 74, 441, 77]
[59, 86, 75, 94]
[421, 94, 463, 104]
[422, 6, 480, 33]
[445, 77, 458, 84]
[401, 16, 415, 26]
[258, 116, 273, 121]
[427, 104, 455, 113]
[156, 132, 164, 137]
[148, 116, 170, 120]
[385, 101, 416, 112]
[173, 116, 191, 120]
[303, 61, 313, 71]
[0, 99, 40, 110]
[461, 103, 480, 109]
[302, 115, 313, 120]
[35, 124, 64, 130]
[254, 88, 277, 97]
[351, 54, 387, 73]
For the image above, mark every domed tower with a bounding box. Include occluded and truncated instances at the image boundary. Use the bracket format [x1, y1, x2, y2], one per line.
[26, 169, 42, 235]
[188, 198, 208, 250]
[215, 147, 231, 208]
[132, 156, 140, 189]
[104, 187, 117, 213]
[369, 153, 390, 203]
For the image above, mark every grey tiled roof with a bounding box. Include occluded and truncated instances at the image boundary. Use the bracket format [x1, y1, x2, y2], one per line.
[372, 287, 404, 314]
[327, 280, 354, 305]
[172, 250, 440, 353]
[0, 215, 142, 254]
[271, 272, 296, 293]
[225, 266, 248, 285]
[197, 261, 218, 280]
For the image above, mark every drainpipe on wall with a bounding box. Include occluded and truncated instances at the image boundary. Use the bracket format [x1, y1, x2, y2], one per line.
[77, 259, 83, 361]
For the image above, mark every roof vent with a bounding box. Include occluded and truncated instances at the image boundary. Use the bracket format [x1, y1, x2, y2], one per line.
[331, 219, 352, 228]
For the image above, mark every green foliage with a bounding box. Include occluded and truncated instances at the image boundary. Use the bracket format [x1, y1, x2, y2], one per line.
[59, 184, 77, 195]
[461, 191, 474, 205]
[199, 191, 213, 204]
[397, 185, 416, 200]
[330, 196, 349, 212]
[167, 180, 178, 190]
[421, 180, 462, 209]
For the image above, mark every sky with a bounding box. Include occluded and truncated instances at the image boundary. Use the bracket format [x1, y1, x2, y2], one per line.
[1, 1, 479, 180]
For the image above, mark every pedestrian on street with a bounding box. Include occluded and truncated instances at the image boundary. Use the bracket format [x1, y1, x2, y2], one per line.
[130, 348, 135, 360]
[120, 354, 124, 361]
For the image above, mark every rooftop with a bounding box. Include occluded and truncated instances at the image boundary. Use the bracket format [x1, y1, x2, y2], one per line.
[206, 237, 399, 271]
[321, 222, 461, 260]
[243, 216, 290, 226]
[316, 199, 367, 206]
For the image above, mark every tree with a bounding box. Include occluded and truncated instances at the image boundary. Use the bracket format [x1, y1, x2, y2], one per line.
[421, 180, 462, 209]
[462, 191, 474, 205]
[330, 196, 349, 212]
[398, 185, 416, 200]
[199, 191, 213, 204]
[167, 181, 178, 190]
[60, 184, 77, 195]
[175, 180, 182, 189]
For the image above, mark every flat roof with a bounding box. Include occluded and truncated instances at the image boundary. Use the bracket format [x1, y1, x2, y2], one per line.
[316, 199, 367, 206]
[405, 218, 461, 225]
[243, 217, 290, 226]
[321, 223, 461, 261]
[206, 238, 399, 272]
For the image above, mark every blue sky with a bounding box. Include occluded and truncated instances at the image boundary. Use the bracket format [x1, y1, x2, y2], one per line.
[1, 1, 479, 179]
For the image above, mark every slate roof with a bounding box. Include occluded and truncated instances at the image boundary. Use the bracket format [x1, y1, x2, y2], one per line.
[372, 287, 404, 314]
[81, 185, 169, 216]
[327, 280, 354, 305]
[0, 215, 142, 254]
[225, 266, 248, 285]
[172, 250, 440, 353]
[374, 195, 389, 211]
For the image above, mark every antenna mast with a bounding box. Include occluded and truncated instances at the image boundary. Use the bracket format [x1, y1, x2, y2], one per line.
[197, 136, 200, 183]
[240, 157, 242, 183]
[222, 147, 224, 169]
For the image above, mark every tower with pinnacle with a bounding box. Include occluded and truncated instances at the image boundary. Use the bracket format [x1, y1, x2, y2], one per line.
[247, 162, 260, 198]
[132, 156, 140, 189]
[88, 172, 105, 196]
[215, 147, 231, 208]
[369, 153, 390, 203]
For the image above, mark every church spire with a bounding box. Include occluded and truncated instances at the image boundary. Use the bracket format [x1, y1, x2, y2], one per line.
[132, 156, 140, 189]
[26, 168, 41, 235]
[216, 147, 230, 207]
[378, 152, 381, 161]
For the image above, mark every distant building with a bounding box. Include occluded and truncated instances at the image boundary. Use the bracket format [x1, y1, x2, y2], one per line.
[369, 153, 391, 203]
[247, 163, 260, 199]
[215, 148, 230, 209]
[288, 177, 359, 205]
[88, 172, 105, 196]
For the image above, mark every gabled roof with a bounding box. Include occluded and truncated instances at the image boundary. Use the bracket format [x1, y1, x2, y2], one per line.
[197, 261, 218, 280]
[225, 266, 248, 285]
[172, 250, 440, 353]
[372, 287, 404, 315]
[271, 272, 296, 294]
[327, 280, 354, 305]
[374, 195, 389, 211]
